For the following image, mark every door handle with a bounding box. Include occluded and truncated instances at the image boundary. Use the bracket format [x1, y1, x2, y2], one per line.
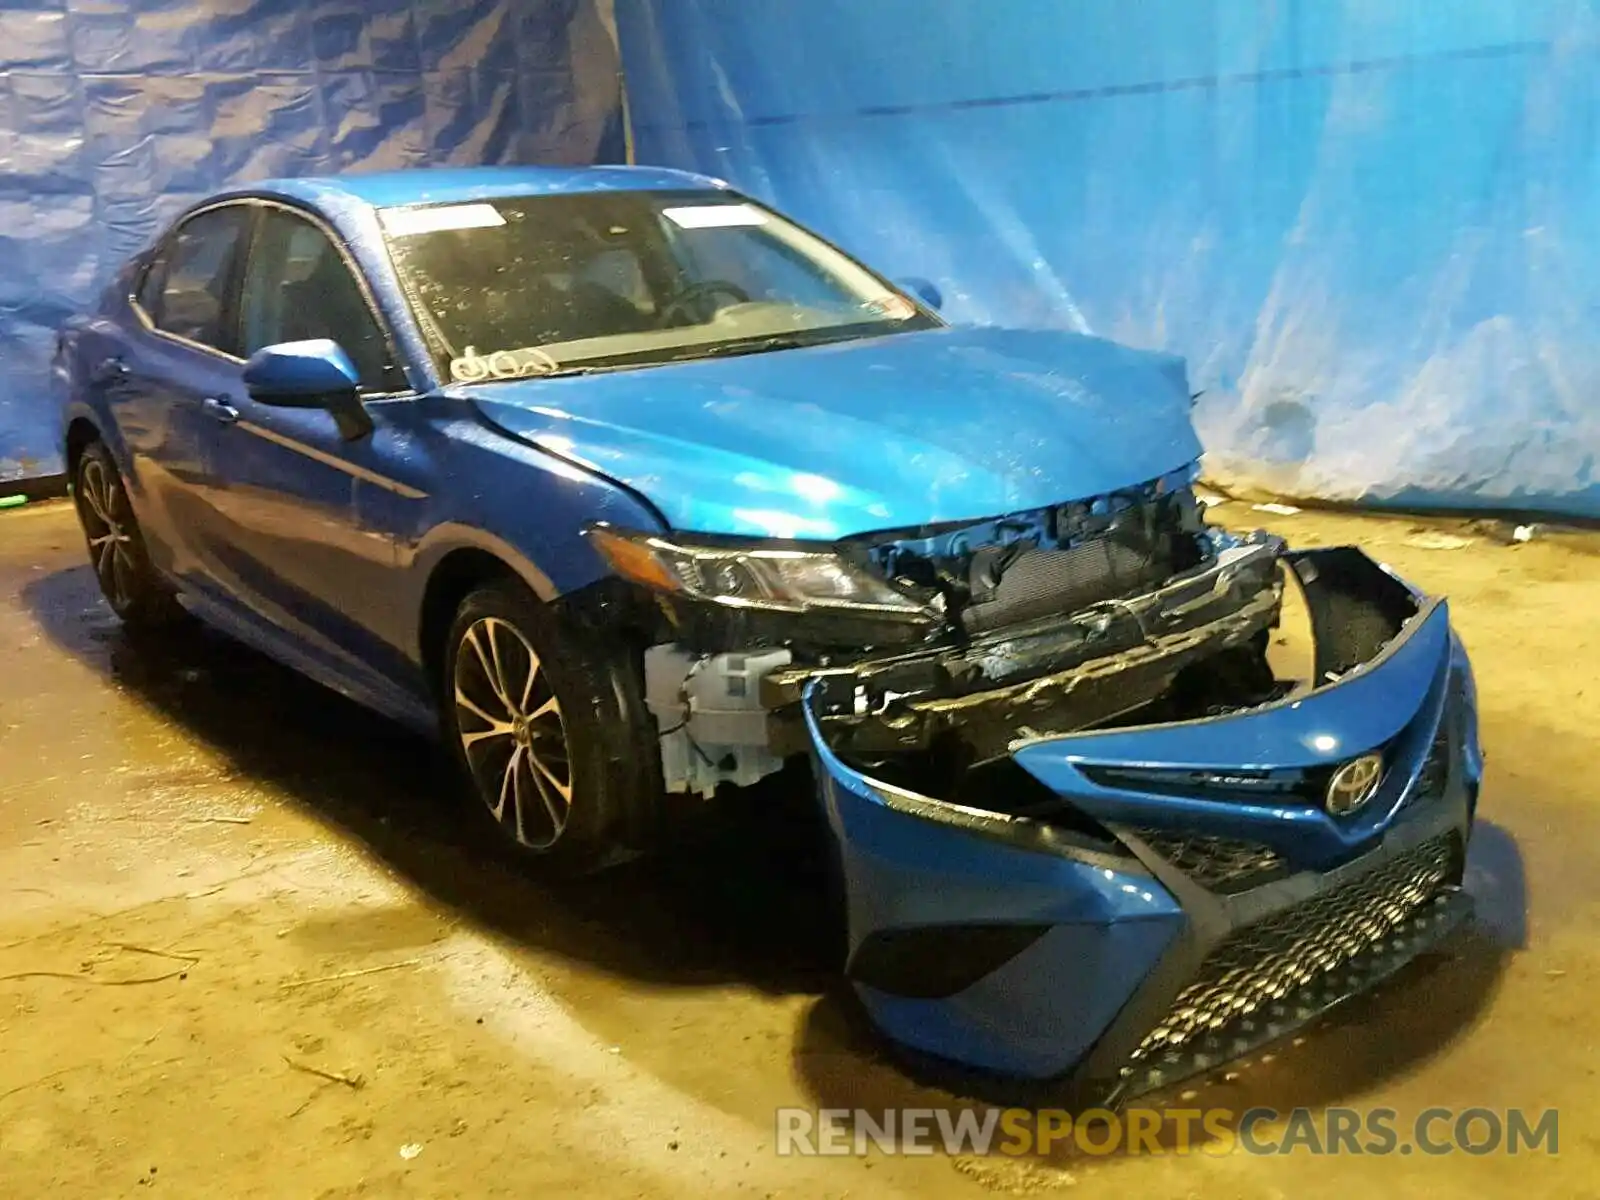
[201, 396, 239, 425]
[91, 357, 129, 386]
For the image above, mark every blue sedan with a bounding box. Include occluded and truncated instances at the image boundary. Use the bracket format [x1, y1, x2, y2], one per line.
[55, 165, 1481, 1099]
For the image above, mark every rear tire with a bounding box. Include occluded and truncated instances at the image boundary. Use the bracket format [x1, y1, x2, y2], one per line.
[440, 580, 663, 873]
[72, 440, 185, 629]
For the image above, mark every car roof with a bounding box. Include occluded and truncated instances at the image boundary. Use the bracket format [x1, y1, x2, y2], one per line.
[223, 164, 729, 212]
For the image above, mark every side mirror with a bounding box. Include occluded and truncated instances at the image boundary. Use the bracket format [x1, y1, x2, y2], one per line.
[896, 276, 943, 312]
[243, 339, 372, 440]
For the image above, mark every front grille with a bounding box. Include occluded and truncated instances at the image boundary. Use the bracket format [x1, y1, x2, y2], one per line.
[1131, 832, 1458, 1061]
[1130, 827, 1287, 894]
[1116, 889, 1474, 1101]
[1082, 762, 1350, 808]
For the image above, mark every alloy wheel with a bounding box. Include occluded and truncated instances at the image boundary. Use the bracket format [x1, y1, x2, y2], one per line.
[452, 616, 574, 850]
[78, 456, 138, 613]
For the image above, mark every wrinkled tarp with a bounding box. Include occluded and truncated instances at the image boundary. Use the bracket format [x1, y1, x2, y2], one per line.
[0, 0, 623, 483]
[617, 0, 1600, 519]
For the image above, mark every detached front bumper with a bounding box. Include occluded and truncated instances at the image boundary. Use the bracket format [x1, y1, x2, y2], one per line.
[803, 547, 1482, 1101]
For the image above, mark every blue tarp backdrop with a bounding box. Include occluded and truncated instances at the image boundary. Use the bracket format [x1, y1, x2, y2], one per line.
[0, 0, 622, 482]
[6, 2, 1598, 517]
[618, 0, 1600, 518]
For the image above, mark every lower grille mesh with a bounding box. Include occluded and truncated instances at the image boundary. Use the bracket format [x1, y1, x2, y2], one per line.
[1130, 828, 1286, 894]
[1132, 832, 1457, 1060]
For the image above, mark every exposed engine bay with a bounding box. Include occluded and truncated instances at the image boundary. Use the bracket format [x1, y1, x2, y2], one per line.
[636, 476, 1420, 803]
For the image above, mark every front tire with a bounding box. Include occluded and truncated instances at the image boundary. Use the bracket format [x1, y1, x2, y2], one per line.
[72, 440, 185, 629]
[440, 581, 662, 872]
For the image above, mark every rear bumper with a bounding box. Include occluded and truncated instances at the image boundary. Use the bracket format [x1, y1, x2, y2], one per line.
[804, 547, 1482, 1098]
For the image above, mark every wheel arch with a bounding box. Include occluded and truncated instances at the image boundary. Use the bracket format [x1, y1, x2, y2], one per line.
[412, 532, 666, 714]
[64, 415, 103, 477]
[418, 546, 526, 703]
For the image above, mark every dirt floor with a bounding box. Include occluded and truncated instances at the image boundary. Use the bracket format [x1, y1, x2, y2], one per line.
[1, 497, 1598, 1198]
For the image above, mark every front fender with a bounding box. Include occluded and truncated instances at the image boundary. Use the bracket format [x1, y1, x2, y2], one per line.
[388, 410, 671, 666]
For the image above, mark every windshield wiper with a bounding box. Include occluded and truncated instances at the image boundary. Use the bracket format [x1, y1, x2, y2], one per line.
[672, 334, 810, 362]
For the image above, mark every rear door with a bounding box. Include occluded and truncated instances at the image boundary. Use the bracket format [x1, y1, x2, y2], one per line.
[185, 202, 427, 692]
[102, 203, 254, 585]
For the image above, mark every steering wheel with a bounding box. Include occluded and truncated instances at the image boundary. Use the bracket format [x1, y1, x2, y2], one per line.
[658, 280, 751, 326]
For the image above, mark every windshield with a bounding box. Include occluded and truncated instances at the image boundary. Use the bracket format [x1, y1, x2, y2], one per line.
[379, 190, 940, 381]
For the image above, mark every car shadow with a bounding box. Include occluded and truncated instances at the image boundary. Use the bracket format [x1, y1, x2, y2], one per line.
[22, 563, 1524, 1130]
[21, 565, 843, 999]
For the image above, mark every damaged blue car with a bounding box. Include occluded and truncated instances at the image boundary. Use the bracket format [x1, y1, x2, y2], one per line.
[56, 166, 1481, 1102]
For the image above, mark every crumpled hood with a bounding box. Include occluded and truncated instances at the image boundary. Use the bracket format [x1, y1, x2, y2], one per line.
[465, 326, 1202, 539]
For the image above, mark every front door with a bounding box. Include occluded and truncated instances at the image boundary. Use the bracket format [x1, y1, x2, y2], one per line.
[188, 203, 428, 695]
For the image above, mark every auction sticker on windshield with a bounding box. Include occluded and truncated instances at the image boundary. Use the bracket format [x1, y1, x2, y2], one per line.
[662, 203, 769, 229]
[380, 203, 507, 238]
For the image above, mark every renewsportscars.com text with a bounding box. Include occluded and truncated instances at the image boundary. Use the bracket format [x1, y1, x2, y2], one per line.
[775, 1106, 1559, 1158]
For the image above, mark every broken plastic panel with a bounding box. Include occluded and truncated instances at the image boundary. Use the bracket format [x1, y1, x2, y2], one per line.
[804, 544, 1431, 823]
[802, 546, 1478, 1089]
[848, 464, 1206, 635]
[644, 645, 793, 798]
[639, 474, 1232, 797]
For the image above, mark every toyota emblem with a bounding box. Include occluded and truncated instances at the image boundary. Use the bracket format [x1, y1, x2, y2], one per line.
[1325, 753, 1384, 816]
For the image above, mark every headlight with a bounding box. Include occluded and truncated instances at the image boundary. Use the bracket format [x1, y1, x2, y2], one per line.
[588, 526, 931, 619]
